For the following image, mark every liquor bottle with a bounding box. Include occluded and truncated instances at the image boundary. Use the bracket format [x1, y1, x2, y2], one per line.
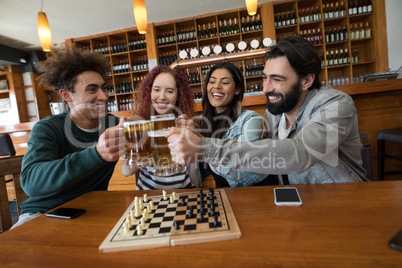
[241, 17, 246, 32]
[343, 25, 348, 40]
[208, 23, 212, 38]
[349, 0, 354, 15]
[335, 2, 340, 18]
[219, 20, 223, 36]
[365, 21, 371, 38]
[234, 18, 239, 33]
[202, 24, 207, 39]
[329, 27, 334, 43]
[367, 0, 372, 12]
[353, 0, 358, 15]
[340, 1, 345, 17]
[223, 20, 228, 35]
[290, 10, 296, 25]
[352, 48, 359, 63]
[299, 9, 304, 23]
[246, 16, 251, 32]
[212, 22, 217, 37]
[344, 48, 350, 64]
[274, 13, 278, 27]
[229, 19, 234, 34]
[330, 3, 334, 19]
[198, 25, 202, 40]
[326, 50, 329, 66]
[257, 14, 262, 29]
[358, 0, 363, 14]
[286, 11, 291, 25]
[317, 28, 323, 44]
[354, 23, 360, 39]
[334, 49, 339, 65]
[360, 22, 365, 38]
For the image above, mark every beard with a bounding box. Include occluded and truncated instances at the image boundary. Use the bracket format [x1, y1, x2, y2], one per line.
[266, 79, 302, 115]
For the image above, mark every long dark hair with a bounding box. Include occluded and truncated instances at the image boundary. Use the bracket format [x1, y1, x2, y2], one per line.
[198, 62, 245, 138]
[266, 35, 322, 90]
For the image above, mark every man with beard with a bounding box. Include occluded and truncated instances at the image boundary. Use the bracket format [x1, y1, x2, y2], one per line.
[167, 36, 368, 185]
[12, 44, 125, 229]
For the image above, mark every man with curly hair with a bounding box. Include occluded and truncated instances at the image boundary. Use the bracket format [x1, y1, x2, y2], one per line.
[12, 44, 125, 229]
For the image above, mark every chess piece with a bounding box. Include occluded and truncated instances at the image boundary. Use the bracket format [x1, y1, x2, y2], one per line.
[137, 224, 143, 235]
[143, 193, 148, 202]
[163, 190, 168, 200]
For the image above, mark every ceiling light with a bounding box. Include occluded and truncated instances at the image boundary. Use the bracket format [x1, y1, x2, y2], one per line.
[133, 0, 147, 34]
[37, 1, 51, 52]
[245, 0, 258, 16]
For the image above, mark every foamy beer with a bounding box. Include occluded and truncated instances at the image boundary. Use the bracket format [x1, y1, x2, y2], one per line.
[148, 129, 186, 176]
[123, 120, 152, 166]
[150, 113, 176, 131]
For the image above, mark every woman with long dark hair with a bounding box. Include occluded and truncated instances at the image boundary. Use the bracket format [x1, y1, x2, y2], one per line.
[198, 62, 269, 187]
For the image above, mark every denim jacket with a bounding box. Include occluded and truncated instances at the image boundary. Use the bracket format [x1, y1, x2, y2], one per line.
[208, 109, 268, 186]
[200, 87, 368, 184]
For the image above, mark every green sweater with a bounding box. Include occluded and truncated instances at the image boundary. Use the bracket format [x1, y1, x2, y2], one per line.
[20, 111, 120, 214]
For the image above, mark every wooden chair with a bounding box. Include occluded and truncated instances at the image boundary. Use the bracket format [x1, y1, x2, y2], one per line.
[0, 155, 28, 232]
[360, 132, 373, 181]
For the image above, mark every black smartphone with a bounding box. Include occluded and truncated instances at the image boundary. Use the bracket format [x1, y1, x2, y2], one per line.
[274, 187, 302, 206]
[46, 207, 86, 219]
[389, 229, 402, 251]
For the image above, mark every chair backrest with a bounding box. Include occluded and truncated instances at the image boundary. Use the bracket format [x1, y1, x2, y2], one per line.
[0, 155, 28, 232]
[360, 132, 373, 181]
[0, 134, 16, 156]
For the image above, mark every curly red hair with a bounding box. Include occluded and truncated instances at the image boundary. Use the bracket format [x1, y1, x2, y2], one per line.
[135, 65, 194, 120]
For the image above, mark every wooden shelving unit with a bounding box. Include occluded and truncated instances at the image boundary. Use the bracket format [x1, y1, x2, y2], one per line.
[65, 0, 388, 117]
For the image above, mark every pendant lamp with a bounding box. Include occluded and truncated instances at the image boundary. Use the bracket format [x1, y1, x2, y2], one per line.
[245, 0, 258, 16]
[37, 1, 51, 52]
[133, 0, 147, 34]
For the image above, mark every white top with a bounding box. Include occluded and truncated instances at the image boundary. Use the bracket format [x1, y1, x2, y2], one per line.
[278, 113, 291, 140]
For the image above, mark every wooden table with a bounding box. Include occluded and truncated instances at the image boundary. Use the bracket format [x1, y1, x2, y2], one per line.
[1, 181, 401, 267]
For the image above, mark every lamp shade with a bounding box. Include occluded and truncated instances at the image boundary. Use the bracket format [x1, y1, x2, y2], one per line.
[37, 11, 51, 52]
[133, 0, 147, 34]
[245, 0, 258, 16]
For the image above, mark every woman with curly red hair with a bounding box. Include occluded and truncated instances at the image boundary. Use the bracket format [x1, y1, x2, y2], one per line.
[121, 65, 200, 189]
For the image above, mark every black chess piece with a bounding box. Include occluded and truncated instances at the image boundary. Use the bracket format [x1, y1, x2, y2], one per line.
[213, 215, 219, 227]
[174, 221, 180, 230]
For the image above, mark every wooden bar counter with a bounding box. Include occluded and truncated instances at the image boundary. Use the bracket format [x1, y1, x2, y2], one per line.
[0, 181, 401, 267]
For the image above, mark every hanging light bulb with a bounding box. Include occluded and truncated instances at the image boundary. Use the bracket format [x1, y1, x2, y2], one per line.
[133, 0, 147, 34]
[37, 1, 51, 52]
[245, 0, 258, 16]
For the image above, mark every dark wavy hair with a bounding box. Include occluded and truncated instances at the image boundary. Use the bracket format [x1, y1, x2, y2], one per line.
[199, 62, 244, 138]
[136, 65, 194, 119]
[266, 35, 321, 90]
[37, 43, 110, 92]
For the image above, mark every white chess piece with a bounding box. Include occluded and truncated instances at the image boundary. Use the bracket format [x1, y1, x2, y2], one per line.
[149, 200, 154, 210]
[137, 224, 143, 235]
[163, 190, 167, 200]
[172, 192, 177, 200]
[143, 194, 148, 202]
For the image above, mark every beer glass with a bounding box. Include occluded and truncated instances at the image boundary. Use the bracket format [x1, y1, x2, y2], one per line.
[150, 113, 176, 131]
[148, 129, 186, 176]
[123, 120, 152, 166]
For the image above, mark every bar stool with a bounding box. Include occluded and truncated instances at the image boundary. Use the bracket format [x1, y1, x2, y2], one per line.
[377, 127, 402, 180]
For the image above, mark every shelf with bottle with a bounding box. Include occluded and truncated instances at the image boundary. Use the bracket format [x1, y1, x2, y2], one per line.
[299, 27, 324, 46]
[324, 24, 349, 44]
[175, 21, 197, 44]
[239, 12, 262, 35]
[91, 37, 110, 55]
[347, 0, 373, 16]
[322, 1, 347, 21]
[130, 56, 149, 73]
[325, 47, 351, 68]
[349, 21, 372, 41]
[109, 33, 129, 55]
[196, 15, 219, 40]
[127, 31, 147, 52]
[184, 68, 202, 86]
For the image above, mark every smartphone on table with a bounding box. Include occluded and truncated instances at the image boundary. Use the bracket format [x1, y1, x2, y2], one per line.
[274, 187, 302, 206]
[46, 207, 86, 219]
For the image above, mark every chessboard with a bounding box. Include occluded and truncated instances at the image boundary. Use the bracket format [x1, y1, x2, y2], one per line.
[99, 188, 241, 252]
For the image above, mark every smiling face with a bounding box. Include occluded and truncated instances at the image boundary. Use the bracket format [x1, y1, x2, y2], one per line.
[206, 68, 240, 113]
[59, 71, 108, 129]
[151, 73, 178, 115]
[262, 56, 304, 116]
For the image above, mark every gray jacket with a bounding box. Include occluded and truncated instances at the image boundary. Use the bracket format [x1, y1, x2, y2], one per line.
[200, 87, 368, 184]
